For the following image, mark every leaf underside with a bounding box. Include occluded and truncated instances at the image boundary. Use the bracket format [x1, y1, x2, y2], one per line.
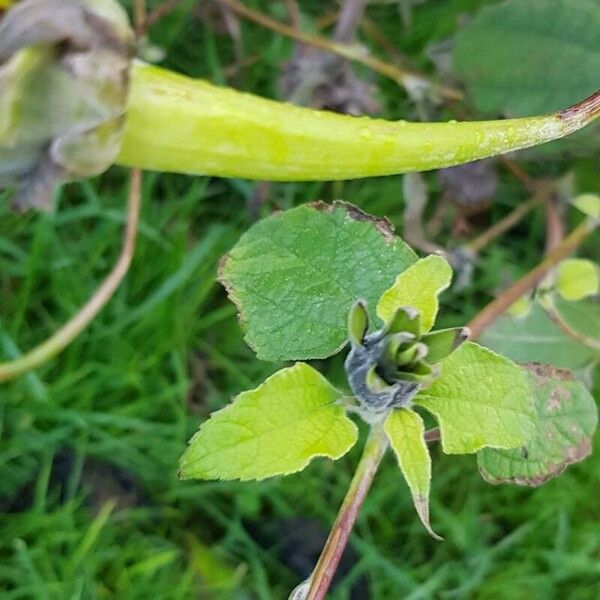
[414, 342, 536, 454]
[219, 202, 417, 361]
[478, 363, 598, 486]
[454, 0, 600, 116]
[384, 408, 441, 540]
[179, 363, 358, 481]
[479, 298, 600, 374]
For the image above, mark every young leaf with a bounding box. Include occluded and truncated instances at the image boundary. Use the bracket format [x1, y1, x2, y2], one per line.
[348, 300, 369, 346]
[421, 327, 470, 364]
[376, 255, 452, 333]
[478, 364, 598, 486]
[572, 193, 600, 218]
[454, 0, 600, 116]
[556, 259, 599, 302]
[386, 306, 421, 337]
[219, 202, 416, 361]
[179, 363, 358, 481]
[384, 408, 441, 540]
[414, 342, 536, 454]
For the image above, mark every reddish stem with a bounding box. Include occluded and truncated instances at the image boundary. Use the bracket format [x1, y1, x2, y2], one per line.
[467, 219, 597, 339]
[305, 425, 389, 600]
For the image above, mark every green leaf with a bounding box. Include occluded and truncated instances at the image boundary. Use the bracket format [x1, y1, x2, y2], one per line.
[348, 300, 369, 346]
[376, 255, 452, 334]
[414, 342, 535, 454]
[220, 202, 416, 361]
[556, 259, 599, 302]
[421, 327, 470, 364]
[454, 0, 600, 116]
[179, 363, 358, 480]
[384, 409, 441, 540]
[480, 299, 600, 374]
[478, 364, 598, 486]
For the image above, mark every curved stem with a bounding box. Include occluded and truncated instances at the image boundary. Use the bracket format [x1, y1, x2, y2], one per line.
[467, 218, 598, 340]
[303, 424, 389, 600]
[540, 297, 600, 352]
[119, 62, 599, 182]
[0, 169, 142, 383]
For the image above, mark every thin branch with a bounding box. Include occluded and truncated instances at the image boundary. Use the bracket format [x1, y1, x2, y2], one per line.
[333, 0, 369, 44]
[0, 169, 142, 383]
[141, 0, 181, 33]
[303, 424, 389, 600]
[464, 194, 542, 255]
[467, 218, 598, 339]
[134, 0, 147, 34]
[284, 0, 301, 29]
[543, 196, 564, 252]
[218, 0, 463, 101]
[424, 427, 441, 443]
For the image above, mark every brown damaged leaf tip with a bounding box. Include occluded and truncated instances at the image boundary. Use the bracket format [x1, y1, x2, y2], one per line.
[559, 89, 600, 124]
[310, 200, 396, 242]
[414, 495, 443, 541]
[0, 0, 134, 211]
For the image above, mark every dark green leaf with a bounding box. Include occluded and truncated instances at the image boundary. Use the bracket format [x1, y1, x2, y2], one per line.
[220, 202, 416, 361]
[454, 0, 600, 116]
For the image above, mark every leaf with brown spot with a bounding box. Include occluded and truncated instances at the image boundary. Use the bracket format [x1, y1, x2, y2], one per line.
[219, 202, 416, 361]
[477, 363, 598, 487]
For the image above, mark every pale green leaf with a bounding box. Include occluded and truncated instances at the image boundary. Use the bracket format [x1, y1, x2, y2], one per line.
[348, 300, 369, 346]
[220, 202, 416, 361]
[507, 295, 532, 319]
[454, 0, 600, 116]
[572, 193, 600, 218]
[556, 259, 599, 302]
[384, 408, 441, 540]
[376, 255, 452, 334]
[179, 363, 358, 480]
[414, 342, 535, 454]
[480, 299, 600, 374]
[478, 364, 598, 486]
[421, 327, 469, 364]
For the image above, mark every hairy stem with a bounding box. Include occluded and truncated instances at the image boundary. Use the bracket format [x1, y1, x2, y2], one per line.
[0, 169, 142, 383]
[118, 62, 599, 181]
[467, 218, 598, 339]
[303, 424, 389, 600]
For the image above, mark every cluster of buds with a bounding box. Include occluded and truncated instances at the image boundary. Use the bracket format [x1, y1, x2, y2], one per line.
[344, 300, 469, 418]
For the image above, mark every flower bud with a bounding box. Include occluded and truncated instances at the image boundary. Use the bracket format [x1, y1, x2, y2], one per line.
[0, 0, 134, 210]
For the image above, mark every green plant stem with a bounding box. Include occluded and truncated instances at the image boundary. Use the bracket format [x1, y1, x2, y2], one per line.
[118, 62, 600, 181]
[304, 424, 389, 600]
[0, 169, 142, 383]
[467, 218, 598, 340]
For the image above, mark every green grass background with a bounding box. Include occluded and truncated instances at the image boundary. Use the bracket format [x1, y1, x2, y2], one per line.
[1, 1, 599, 598]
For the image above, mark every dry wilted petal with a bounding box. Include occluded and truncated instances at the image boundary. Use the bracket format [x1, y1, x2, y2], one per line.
[0, 0, 134, 211]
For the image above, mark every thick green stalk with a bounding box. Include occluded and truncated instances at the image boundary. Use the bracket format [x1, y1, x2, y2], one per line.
[118, 62, 600, 181]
